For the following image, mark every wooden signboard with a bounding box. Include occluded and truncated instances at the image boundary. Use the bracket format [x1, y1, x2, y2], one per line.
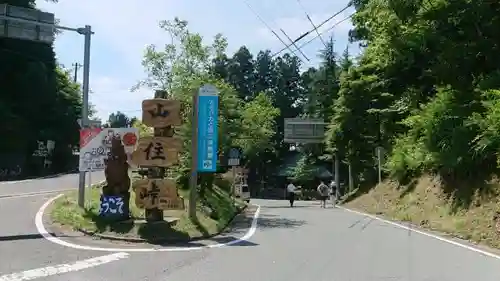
[142, 99, 182, 128]
[130, 136, 180, 167]
[133, 179, 184, 210]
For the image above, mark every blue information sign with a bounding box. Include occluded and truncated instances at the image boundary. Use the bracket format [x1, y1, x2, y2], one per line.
[197, 85, 219, 172]
[98, 195, 129, 219]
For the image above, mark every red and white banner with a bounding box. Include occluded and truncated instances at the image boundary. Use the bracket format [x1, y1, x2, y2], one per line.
[79, 128, 139, 172]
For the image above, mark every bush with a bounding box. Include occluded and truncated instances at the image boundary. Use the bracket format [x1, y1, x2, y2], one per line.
[386, 86, 482, 181]
[470, 89, 500, 168]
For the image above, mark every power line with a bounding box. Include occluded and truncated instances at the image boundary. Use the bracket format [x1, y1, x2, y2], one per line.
[272, 13, 354, 58]
[241, 0, 306, 62]
[296, 0, 327, 48]
[280, 28, 310, 61]
[271, 3, 352, 58]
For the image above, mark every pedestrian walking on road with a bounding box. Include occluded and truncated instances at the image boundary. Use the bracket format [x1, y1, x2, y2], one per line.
[287, 181, 298, 207]
[317, 181, 330, 208]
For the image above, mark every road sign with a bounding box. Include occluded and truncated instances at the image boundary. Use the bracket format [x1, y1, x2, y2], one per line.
[78, 128, 139, 172]
[130, 136, 180, 167]
[284, 118, 327, 144]
[229, 148, 240, 159]
[0, 4, 55, 43]
[132, 179, 184, 210]
[197, 84, 219, 172]
[141, 99, 182, 128]
[228, 147, 241, 166]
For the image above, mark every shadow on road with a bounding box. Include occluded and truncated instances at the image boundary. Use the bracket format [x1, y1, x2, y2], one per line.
[143, 234, 260, 248]
[227, 211, 307, 233]
[256, 214, 307, 229]
[0, 232, 67, 242]
[210, 236, 259, 246]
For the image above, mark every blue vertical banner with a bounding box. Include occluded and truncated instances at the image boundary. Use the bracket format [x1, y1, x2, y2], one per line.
[197, 84, 219, 172]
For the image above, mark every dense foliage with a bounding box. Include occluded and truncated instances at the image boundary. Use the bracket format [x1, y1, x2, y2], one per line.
[137, 0, 500, 193]
[326, 0, 500, 190]
[0, 0, 81, 178]
[7, 0, 499, 196]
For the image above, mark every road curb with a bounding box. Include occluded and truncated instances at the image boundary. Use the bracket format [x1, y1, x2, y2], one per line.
[75, 204, 251, 244]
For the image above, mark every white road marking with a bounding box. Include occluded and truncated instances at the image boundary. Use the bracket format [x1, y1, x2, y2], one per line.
[36, 194, 261, 252]
[0, 172, 72, 185]
[0, 190, 76, 200]
[0, 180, 106, 200]
[0, 252, 129, 281]
[0, 180, 34, 185]
[339, 205, 500, 260]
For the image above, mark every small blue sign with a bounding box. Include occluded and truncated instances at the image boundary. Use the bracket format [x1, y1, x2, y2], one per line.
[98, 195, 129, 219]
[197, 85, 219, 172]
[229, 148, 240, 159]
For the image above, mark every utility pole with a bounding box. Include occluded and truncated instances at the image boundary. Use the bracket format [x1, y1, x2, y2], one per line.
[72, 62, 82, 83]
[0, 7, 93, 208]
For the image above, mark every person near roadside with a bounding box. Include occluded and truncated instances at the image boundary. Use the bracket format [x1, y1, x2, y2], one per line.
[287, 181, 298, 207]
[330, 179, 337, 203]
[317, 181, 330, 208]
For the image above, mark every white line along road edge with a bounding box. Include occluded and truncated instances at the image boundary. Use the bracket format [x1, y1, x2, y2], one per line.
[338, 206, 500, 261]
[0, 252, 129, 281]
[0, 189, 76, 200]
[36, 194, 261, 252]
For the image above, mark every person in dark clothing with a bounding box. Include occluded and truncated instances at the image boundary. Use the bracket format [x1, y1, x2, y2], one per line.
[286, 181, 298, 207]
[317, 181, 330, 208]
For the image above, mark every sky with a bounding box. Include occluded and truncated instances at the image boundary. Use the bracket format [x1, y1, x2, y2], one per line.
[36, 0, 357, 122]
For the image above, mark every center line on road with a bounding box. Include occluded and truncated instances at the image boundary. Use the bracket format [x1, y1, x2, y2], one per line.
[0, 190, 76, 200]
[0, 252, 129, 281]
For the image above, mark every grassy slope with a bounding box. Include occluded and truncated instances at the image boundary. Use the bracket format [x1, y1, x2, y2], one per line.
[345, 175, 500, 248]
[50, 184, 245, 241]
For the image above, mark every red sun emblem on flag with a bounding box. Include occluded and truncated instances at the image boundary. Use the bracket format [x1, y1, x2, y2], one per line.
[122, 132, 137, 146]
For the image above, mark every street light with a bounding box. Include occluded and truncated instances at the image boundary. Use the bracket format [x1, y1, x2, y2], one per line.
[0, 4, 94, 208]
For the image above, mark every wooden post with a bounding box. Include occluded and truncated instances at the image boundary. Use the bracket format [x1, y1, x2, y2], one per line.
[131, 90, 183, 223]
[144, 126, 174, 222]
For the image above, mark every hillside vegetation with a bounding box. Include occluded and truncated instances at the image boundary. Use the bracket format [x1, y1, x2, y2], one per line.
[325, 0, 500, 248]
[346, 175, 500, 248]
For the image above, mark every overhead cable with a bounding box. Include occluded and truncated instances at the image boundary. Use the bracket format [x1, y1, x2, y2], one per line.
[280, 28, 310, 61]
[296, 0, 327, 47]
[272, 13, 354, 58]
[242, 0, 306, 62]
[271, 3, 352, 58]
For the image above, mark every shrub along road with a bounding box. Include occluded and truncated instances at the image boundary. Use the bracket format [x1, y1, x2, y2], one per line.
[1, 174, 500, 280]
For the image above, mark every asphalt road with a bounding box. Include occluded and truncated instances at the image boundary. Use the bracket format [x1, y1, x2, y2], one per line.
[2, 174, 500, 280]
[0, 171, 105, 197]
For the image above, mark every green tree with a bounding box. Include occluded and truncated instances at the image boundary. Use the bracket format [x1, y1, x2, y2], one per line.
[135, 18, 249, 191]
[0, 0, 83, 175]
[235, 92, 280, 169]
[322, 0, 500, 190]
[106, 111, 133, 128]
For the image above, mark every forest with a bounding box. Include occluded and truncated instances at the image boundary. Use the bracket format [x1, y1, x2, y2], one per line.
[3, 0, 500, 198]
